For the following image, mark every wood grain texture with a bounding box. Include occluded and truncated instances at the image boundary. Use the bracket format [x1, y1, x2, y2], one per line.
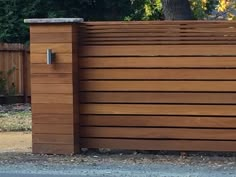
[30, 24, 74, 33]
[80, 104, 236, 116]
[33, 134, 74, 144]
[80, 69, 236, 80]
[79, 57, 236, 68]
[32, 84, 72, 94]
[0, 44, 30, 96]
[82, 32, 236, 38]
[30, 23, 79, 155]
[32, 103, 73, 114]
[83, 28, 236, 33]
[80, 115, 236, 128]
[80, 81, 236, 92]
[80, 92, 236, 104]
[80, 45, 236, 57]
[80, 138, 236, 152]
[33, 114, 74, 124]
[31, 74, 72, 84]
[31, 64, 72, 74]
[32, 94, 73, 104]
[82, 41, 236, 45]
[80, 127, 236, 140]
[83, 36, 236, 42]
[31, 43, 74, 54]
[83, 23, 236, 28]
[31, 33, 77, 43]
[33, 123, 74, 134]
[31, 21, 236, 154]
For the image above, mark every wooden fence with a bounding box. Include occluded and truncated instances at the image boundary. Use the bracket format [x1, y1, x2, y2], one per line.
[28, 19, 236, 154]
[0, 43, 30, 102]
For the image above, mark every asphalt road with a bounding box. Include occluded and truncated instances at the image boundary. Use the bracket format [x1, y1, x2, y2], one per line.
[0, 163, 235, 177]
[0, 174, 88, 177]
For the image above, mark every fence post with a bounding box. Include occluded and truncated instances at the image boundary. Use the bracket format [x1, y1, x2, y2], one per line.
[25, 18, 83, 154]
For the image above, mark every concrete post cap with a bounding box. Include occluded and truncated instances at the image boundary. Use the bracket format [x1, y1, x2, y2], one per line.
[24, 18, 84, 24]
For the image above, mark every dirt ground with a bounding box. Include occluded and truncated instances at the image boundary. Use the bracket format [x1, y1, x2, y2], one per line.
[0, 132, 31, 152]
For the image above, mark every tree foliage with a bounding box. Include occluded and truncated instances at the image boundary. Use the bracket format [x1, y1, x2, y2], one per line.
[0, 0, 235, 43]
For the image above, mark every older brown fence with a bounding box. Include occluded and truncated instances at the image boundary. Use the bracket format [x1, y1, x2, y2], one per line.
[0, 43, 30, 102]
[28, 19, 236, 154]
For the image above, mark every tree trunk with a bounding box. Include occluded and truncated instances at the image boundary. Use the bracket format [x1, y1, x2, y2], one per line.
[161, 0, 194, 20]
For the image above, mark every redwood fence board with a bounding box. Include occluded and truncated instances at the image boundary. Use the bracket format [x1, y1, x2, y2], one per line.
[0, 43, 30, 100]
[80, 115, 236, 128]
[80, 139, 236, 152]
[79, 68, 236, 80]
[79, 81, 236, 92]
[30, 23, 80, 154]
[79, 92, 236, 104]
[29, 20, 236, 154]
[79, 57, 236, 68]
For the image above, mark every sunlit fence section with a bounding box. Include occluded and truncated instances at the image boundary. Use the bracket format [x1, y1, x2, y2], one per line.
[27, 19, 236, 154]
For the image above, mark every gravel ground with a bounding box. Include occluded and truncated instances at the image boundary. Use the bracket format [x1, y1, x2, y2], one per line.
[0, 103, 31, 114]
[1, 150, 236, 166]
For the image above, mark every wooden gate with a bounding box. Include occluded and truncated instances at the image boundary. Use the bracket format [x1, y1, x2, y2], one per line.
[27, 19, 236, 154]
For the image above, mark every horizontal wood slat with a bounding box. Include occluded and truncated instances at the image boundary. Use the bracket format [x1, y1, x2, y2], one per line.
[80, 92, 236, 104]
[32, 84, 72, 94]
[32, 104, 73, 114]
[33, 123, 74, 134]
[80, 127, 236, 140]
[82, 23, 236, 29]
[33, 114, 74, 124]
[32, 94, 73, 104]
[80, 104, 236, 116]
[80, 115, 236, 128]
[80, 138, 236, 152]
[80, 69, 236, 80]
[80, 45, 236, 57]
[80, 81, 236, 92]
[33, 134, 74, 144]
[83, 36, 236, 42]
[79, 57, 236, 68]
[31, 43, 74, 54]
[82, 41, 236, 45]
[81, 32, 236, 38]
[31, 33, 77, 43]
[31, 64, 72, 74]
[31, 74, 72, 84]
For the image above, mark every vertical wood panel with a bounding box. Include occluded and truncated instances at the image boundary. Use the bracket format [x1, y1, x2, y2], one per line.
[0, 43, 29, 96]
